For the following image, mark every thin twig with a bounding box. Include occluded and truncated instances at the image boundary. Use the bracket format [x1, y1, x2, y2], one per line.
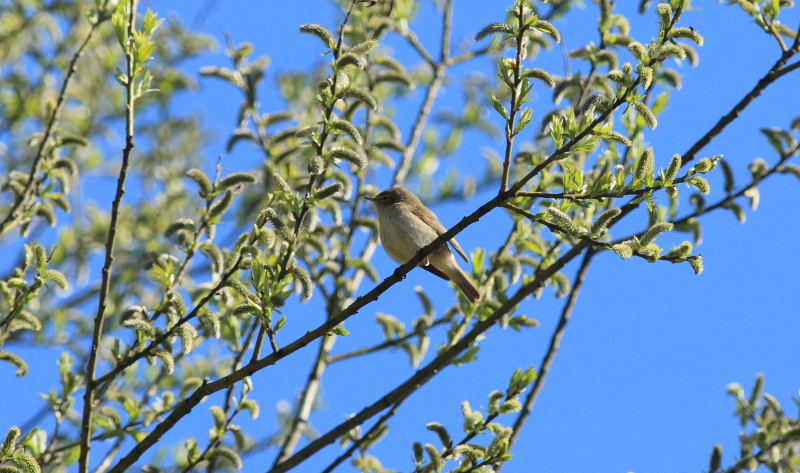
[500, 249, 594, 471]
[500, 3, 527, 192]
[326, 317, 449, 364]
[392, 65, 445, 186]
[613, 146, 798, 247]
[272, 334, 336, 465]
[193, 322, 260, 473]
[393, 0, 454, 186]
[319, 398, 407, 473]
[401, 29, 436, 67]
[518, 173, 693, 202]
[0, 4, 108, 238]
[268, 0, 366, 462]
[680, 23, 800, 166]
[78, 2, 137, 471]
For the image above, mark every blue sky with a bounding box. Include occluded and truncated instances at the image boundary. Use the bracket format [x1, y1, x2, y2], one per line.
[4, 1, 800, 472]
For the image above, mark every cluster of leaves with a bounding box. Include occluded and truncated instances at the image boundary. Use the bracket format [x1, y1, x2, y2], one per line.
[404, 367, 537, 473]
[0, 244, 68, 376]
[706, 375, 800, 473]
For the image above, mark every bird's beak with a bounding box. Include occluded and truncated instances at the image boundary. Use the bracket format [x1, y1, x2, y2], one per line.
[365, 196, 376, 202]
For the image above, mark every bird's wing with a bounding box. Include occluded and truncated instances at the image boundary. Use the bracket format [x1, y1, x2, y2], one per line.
[411, 206, 470, 264]
[447, 238, 470, 264]
[420, 264, 450, 281]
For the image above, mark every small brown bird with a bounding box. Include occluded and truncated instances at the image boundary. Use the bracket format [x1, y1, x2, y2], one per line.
[366, 187, 481, 303]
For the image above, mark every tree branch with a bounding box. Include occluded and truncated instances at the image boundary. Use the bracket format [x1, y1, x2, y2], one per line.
[500, 249, 594, 470]
[79, 2, 137, 471]
[680, 28, 800, 166]
[268, 242, 589, 473]
[0, 5, 108, 238]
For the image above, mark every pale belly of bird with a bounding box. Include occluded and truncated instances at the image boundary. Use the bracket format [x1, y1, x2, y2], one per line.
[380, 212, 442, 264]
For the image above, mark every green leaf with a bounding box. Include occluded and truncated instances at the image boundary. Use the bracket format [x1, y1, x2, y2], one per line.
[209, 447, 242, 469]
[426, 422, 452, 448]
[2, 426, 21, 457]
[514, 108, 533, 134]
[523, 68, 555, 88]
[186, 168, 213, 197]
[489, 95, 509, 120]
[533, 19, 561, 43]
[329, 119, 363, 145]
[40, 269, 69, 290]
[299, 23, 335, 50]
[239, 399, 260, 419]
[329, 326, 349, 336]
[631, 101, 658, 129]
[218, 172, 257, 190]
[475, 22, 513, 41]
[348, 39, 378, 56]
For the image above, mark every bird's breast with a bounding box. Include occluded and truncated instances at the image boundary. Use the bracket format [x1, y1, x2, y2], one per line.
[378, 205, 440, 264]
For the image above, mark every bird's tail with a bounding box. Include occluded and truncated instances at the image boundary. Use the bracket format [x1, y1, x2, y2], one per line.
[452, 270, 480, 303]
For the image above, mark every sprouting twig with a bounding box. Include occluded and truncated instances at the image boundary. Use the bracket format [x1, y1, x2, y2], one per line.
[78, 3, 138, 472]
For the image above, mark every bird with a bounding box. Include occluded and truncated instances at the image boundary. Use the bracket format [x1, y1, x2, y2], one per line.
[366, 187, 481, 303]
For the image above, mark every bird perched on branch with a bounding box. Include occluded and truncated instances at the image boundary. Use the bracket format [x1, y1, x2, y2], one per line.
[366, 187, 481, 303]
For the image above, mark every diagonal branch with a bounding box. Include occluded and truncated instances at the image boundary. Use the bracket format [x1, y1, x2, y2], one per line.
[393, 0, 454, 186]
[0, 5, 109, 238]
[268, 242, 590, 473]
[680, 25, 800, 166]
